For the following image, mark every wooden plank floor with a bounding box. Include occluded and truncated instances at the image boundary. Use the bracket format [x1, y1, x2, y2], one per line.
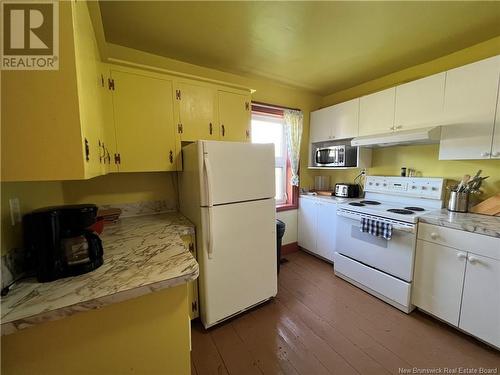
[191, 251, 500, 375]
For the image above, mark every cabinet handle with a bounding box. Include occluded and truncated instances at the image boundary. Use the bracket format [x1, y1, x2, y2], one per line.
[467, 255, 479, 264]
[395, 125, 402, 130]
[456, 252, 467, 260]
[209, 122, 213, 135]
[480, 152, 490, 157]
[84, 138, 90, 161]
[389, 126, 395, 130]
[246, 129, 250, 139]
[221, 124, 225, 137]
[430, 232, 439, 240]
[169, 150, 174, 164]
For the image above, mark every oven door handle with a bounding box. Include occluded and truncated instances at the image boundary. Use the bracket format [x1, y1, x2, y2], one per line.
[392, 225, 416, 234]
[337, 210, 416, 234]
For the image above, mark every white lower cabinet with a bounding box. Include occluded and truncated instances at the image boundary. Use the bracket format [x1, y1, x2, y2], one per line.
[414, 223, 500, 348]
[298, 197, 317, 255]
[298, 197, 337, 262]
[459, 254, 500, 348]
[412, 240, 466, 326]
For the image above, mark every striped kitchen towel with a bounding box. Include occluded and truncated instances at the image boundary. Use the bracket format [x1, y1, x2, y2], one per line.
[361, 217, 393, 240]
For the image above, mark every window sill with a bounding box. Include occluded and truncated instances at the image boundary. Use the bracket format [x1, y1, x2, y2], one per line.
[276, 203, 298, 212]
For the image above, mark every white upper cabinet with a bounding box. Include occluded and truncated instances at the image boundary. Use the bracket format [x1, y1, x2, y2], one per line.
[310, 98, 359, 143]
[439, 56, 500, 160]
[310, 106, 336, 143]
[394, 72, 446, 131]
[359, 87, 396, 136]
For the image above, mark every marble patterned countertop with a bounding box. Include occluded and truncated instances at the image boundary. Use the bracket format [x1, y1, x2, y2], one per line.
[1, 212, 199, 335]
[299, 193, 358, 204]
[419, 209, 500, 238]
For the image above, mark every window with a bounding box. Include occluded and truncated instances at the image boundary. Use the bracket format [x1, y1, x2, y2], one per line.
[251, 113, 288, 204]
[250, 102, 298, 211]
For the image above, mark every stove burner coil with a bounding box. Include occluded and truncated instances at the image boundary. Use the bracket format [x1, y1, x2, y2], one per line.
[404, 206, 425, 211]
[360, 200, 381, 205]
[387, 208, 414, 215]
[349, 202, 365, 207]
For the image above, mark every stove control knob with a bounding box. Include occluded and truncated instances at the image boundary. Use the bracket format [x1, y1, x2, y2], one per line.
[431, 187, 438, 191]
[411, 185, 417, 190]
[421, 186, 427, 190]
[375, 183, 379, 186]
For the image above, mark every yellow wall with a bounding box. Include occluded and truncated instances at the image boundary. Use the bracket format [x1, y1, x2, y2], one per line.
[0, 172, 177, 255]
[1, 284, 191, 375]
[0, 46, 320, 254]
[306, 37, 500, 200]
[61, 171, 177, 205]
[3, 37, 499, 256]
[308, 145, 500, 199]
[1, 182, 65, 256]
[321, 36, 500, 107]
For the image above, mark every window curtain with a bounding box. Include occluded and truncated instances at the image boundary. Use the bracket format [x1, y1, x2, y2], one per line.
[284, 109, 303, 186]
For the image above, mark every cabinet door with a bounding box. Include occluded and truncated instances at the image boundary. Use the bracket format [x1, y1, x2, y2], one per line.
[181, 234, 199, 320]
[331, 98, 359, 139]
[395, 72, 445, 131]
[218, 91, 251, 142]
[72, 0, 106, 179]
[359, 88, 396, 136]
[412, 240, 467, 326]
[310, 107, 334, 143]
[111, 70, 178, 172]
[177, 82, 218, 141]
[491, 80, 500, 159]
[99, 63, 118, 174]
[316, 202, 337, 262]
[459, 254, 500, 348]
[298, 198, 317, 253]
[439, 57, 500, 160]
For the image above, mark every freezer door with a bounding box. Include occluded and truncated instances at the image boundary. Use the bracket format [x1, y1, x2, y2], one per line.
[201, 141, 275, 206]
[199, 198, 277, 327]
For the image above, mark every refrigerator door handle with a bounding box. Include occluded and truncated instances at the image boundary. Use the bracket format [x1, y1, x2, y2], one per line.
[207, 207, 215, 259]
[203, 154, 214, 207]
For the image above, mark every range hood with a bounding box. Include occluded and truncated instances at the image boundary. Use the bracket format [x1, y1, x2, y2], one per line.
[351, 126, 441, 147]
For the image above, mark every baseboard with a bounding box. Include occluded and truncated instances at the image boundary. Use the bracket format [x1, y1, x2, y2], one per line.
[281, 242, 299, 255]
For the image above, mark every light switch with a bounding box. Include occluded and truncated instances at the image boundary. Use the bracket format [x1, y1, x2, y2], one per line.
[9, 198, 21, 226]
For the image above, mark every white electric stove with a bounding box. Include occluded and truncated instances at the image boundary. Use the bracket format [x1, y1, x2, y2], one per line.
[333, 176, 445, 313]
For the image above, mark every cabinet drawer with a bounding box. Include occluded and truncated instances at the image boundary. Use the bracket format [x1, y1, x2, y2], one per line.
[417, 223, 500, 260]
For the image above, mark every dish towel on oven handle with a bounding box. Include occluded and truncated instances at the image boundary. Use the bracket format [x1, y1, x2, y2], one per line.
[360, 217, 393, 240]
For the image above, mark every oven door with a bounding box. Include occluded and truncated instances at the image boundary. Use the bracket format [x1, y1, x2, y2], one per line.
[335, 210, 416, 282]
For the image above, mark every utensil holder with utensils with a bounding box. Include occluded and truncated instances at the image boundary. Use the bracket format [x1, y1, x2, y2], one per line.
[448, 191, 470, 213]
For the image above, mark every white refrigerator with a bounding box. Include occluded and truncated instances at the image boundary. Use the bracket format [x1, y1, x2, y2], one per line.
[179, 140, 277, 328]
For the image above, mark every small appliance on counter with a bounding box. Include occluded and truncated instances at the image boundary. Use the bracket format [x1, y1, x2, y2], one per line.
[334, 183, 360, 198]
[23, 204, 104, 282]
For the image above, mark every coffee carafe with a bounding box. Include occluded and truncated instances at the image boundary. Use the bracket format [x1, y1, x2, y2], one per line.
[23, 204, 104, 282]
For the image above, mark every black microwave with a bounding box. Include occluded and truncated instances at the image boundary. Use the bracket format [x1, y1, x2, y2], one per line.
[313, 145, 358, 167]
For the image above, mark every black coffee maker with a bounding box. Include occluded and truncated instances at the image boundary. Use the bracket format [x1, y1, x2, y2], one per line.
[23, 204, 104, 282]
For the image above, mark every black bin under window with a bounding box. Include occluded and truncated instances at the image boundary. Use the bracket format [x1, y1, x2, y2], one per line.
[276, 219, 286, 274]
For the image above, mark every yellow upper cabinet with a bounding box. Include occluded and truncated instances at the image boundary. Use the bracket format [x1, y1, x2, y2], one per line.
[218, 90, 252, 142]
[1, 1, 105, 181]
[110, 68, 179, 172]
[99, 63, 118, 174]
[175, 82, 218, 141]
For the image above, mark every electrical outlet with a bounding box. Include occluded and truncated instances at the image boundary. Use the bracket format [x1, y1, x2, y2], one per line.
[9, 198, 21, 226]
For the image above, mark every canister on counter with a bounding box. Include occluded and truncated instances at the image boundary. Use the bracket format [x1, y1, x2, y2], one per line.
[400, 167, 407, 177]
